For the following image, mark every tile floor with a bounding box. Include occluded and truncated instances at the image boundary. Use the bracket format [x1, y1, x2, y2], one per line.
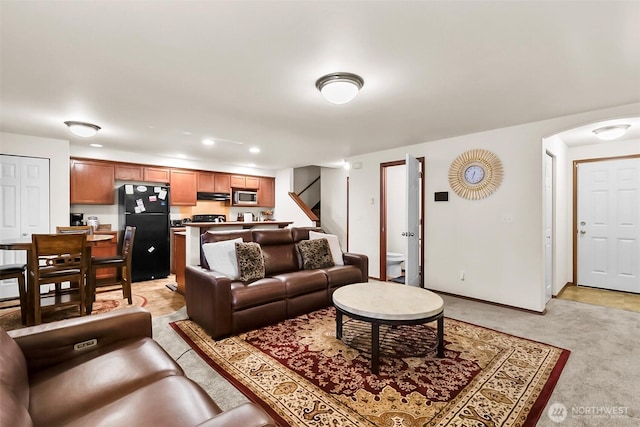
[557, 285, 640, 313]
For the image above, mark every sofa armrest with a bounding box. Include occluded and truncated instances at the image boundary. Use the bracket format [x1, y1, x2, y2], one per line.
[196, 403, 277, 427]
[343, 252, 369, 282]
[185, 266, 233, 339]
[8, 307, 152, 374]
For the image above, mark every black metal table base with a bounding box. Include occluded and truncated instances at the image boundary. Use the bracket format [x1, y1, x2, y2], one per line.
[335, 306, 444, 374]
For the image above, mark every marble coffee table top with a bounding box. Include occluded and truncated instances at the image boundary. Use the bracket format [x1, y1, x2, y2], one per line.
[332, 282, 444, 321]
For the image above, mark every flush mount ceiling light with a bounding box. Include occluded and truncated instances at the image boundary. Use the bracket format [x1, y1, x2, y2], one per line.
[315, 72, 364, 104]
[202, 139, 215, 146]
[64, 121, 101, 138]
[592, 124, 631, 141]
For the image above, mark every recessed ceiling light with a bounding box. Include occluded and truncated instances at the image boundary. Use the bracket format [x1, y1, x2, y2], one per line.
[182, 131, 192, 136]
[343, 161, 351, 170]
[64, 121, 101, 137]
[90, 143, 103, 148]
[250, 147, 260, 153]
[202, 139, 215, 146]
[592, 124, 631, 141]
[177, 154, 187, 159]
[247, 163, 256, 168]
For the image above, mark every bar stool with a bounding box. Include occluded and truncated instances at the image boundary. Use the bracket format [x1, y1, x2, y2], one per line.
[0, 264, 28, 325]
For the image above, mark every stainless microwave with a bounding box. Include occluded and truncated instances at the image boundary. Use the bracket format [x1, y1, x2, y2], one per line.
[234, 190, 258, 204]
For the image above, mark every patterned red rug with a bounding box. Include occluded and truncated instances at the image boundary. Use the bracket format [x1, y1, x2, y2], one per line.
[171, 307, 570, 427]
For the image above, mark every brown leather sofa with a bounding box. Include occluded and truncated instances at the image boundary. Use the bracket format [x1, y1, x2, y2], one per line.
[186, 227, 368, 339]
[1, 307, 276, 427]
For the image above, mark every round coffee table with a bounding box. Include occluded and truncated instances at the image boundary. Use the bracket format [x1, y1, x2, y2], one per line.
[332, 282, 444, 374]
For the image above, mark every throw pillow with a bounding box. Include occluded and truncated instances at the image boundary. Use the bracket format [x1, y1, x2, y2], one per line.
[202, 238, 243, 279]
[297, 239, 335, 270]
[309, 230, 344, 266]
[235, 242, 265, 282]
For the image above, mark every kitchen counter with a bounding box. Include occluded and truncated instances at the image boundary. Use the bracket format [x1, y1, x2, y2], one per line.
[185, 221, 293, 229]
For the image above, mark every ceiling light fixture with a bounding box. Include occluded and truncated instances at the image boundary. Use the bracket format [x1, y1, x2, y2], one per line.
[64, 121, 101, 138]
[315, 72, 364, 104]
[202, 139, 215, 146]
[250, 147, 260, 153]
[90, 143, 103, 148]
[592, 124, 631, 141]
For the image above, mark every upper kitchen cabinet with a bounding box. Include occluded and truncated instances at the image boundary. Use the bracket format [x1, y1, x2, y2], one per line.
[114, 164, 143, 181]
[143, 167, 170, 183]
[258, 177, 275, 207]
[197, 172, 215, 192]
[231, 174, 259, 190]
[214, 173, 231, 193]
[70, 159, 115, 204]
[170, 169, 197, 206]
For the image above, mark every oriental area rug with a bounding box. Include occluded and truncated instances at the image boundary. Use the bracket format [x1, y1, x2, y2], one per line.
[171, 307, 570, 427]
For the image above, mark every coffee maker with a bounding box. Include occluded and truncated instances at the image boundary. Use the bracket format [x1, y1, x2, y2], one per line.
[70, 213, 84, 226]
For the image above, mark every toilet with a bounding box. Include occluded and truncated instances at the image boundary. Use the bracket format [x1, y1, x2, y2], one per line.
[386, 252, 405, 278]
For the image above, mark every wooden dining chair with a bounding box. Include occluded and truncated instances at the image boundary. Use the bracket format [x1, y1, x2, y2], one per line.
[31, 233, 87, 325]
[0, 264, 28, 325]
[87, 226, 136, 314]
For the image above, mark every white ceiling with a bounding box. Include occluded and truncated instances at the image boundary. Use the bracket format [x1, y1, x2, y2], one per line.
[1, 1, 639, 170]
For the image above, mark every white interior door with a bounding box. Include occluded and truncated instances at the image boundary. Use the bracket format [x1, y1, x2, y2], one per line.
[405, 154, 420, 287]
[544, 153, 553, 302]
[577, 158, 640, 293]
[0, 155, 50, 298]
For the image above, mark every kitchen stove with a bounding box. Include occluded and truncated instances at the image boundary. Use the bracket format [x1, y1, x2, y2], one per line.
[192, 214, 226, 223]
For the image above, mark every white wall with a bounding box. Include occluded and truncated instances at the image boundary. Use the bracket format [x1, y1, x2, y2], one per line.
[347, 103, 640, 312]
[294, 165, 321, 208]
[319, 166, 348, 249]
[0, 132, 70, 231]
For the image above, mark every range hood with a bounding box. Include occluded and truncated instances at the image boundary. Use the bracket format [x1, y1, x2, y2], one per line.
[197, 192, 231, 201]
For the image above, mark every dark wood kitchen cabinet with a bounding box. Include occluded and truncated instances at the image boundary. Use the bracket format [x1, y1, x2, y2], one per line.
[170, 169, 197, 205]
[70, 159, 115, 204]
[90, 232, 118, 280]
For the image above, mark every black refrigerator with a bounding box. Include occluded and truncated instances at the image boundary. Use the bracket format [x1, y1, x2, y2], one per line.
[118, 184, 170, 282]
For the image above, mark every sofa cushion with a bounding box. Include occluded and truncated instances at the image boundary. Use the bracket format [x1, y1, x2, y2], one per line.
[0, 329, 29, 409]
[232, 278, 286, 310]
[0, 384, 31, 427]
[202, 237, 242, 279]
[200, 230, 252, 269]
[253, 229, 300, 274]
[309, 230, 344, 266]
[272, 270, 328, 298]
[321, 265, 364, 288]
[297, 239, 335, 270]
[28, 337, 184, 427]
[235, 242, 265, 281]
[63, 376, 222, 427]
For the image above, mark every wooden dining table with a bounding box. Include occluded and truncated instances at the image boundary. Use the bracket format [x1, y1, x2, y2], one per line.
[0, 234, 113, 325]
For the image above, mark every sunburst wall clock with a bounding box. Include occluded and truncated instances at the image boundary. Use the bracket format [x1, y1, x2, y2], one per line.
[448, 149, 504, 200]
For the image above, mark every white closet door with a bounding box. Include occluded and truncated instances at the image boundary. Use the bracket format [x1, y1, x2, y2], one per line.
[0, 155, 50, 298]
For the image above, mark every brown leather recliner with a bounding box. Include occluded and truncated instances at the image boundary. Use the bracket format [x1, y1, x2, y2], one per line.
[0, 307, 276, 427]
[186, 227, 368, 339]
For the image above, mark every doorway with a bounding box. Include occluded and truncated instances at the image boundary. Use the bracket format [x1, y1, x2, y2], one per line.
[379, 156, 425, 286]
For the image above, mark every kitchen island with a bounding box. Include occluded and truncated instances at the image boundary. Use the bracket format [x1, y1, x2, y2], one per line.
[184, 221, 293, 267]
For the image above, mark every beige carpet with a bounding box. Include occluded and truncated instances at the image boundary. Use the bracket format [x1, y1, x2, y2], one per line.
[0, 275, 185, 331]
